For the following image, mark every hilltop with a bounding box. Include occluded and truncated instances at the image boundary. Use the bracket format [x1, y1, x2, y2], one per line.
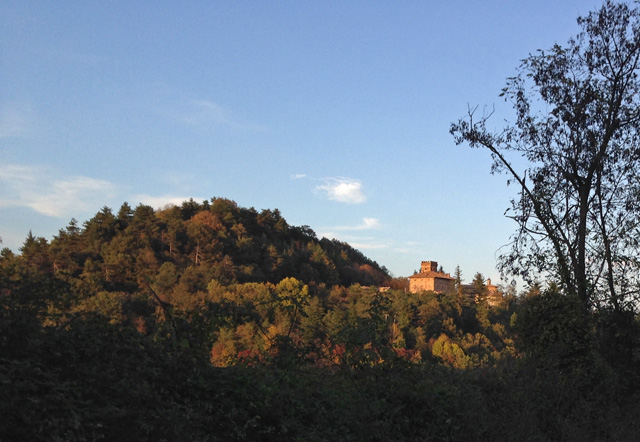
[14, 197, 391, 289]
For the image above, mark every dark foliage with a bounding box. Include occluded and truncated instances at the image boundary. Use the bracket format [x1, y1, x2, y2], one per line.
[1, 302, 639, 441]
[1, 196, 640, 440]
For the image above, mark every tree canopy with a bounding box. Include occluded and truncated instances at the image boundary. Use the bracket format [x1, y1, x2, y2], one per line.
[2, 194, 639, 440]
[4, 3, 640, 435]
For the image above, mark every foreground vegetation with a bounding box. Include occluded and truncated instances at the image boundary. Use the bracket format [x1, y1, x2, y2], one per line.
[6, 1, 640, 439]
[2, 308, 637, 441]
[1, 198, 639, 441]
[2, 292, 639, 442]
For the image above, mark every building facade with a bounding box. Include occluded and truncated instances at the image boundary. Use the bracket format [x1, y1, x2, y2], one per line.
[408, 260, 503, 306]
[461, 278, 502, 306]
[408, 261, 454, 294]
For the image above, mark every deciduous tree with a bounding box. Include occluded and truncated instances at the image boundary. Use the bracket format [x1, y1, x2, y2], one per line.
[451, 1, 640, 312]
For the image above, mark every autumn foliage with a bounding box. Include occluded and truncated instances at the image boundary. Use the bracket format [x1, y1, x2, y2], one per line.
[1, 198, 639, 441]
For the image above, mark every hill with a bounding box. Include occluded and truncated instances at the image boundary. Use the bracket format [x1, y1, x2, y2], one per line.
[1, 197, 639, 441]
[15, 197, 391, 289]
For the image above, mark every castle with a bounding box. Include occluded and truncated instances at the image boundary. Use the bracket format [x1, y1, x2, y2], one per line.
[408, 261, 454, 293]
[408, 260, 502, 306]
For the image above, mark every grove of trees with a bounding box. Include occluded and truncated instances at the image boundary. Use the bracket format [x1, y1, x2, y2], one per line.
[2, 196, 639, 441]
[3, 1, 640, 440]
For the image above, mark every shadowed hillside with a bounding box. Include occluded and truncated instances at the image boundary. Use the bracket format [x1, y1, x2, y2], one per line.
[1, 197, 639, 441]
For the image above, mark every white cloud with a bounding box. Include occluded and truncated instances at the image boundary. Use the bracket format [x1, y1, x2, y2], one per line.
[130, 194, 203, 210]
[317, 218, 387, 251]
[319, 215, 381, 240]
[317, 232, 388, 250]
[29, 177, 116, 217]
[0, 165, 117, 217]
[0, 164, 207, 221]
[316, 177, 366, 204]
[0, 164, 39, 183]
[349, 241, 389, 250]
[291, 173, 307, 180]
[332, 217, 381, 231]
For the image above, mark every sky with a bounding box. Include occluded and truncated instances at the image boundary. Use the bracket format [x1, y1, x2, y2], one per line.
[1, 1, 606, 285]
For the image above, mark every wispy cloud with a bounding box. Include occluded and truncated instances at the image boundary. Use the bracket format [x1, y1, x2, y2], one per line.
[349, 241, 389, 250]
[181, 100, 230, 126]
[323, 234, 390, 251]
[387, 240, 422, 255]
[334, 217, 381, 231]
[0, 165, 117, 217]
[0, 102, 35, 138]
[316, 177, 366, 204]
[166, 98, 266, 131]
[130, 194, 204, 210]
[318, 218, 386, 250]
[0, 165, 38, 184]
[291, 173, 307, 180]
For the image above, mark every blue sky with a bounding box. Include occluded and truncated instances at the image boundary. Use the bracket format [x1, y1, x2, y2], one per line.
[1, 1, 604, 284]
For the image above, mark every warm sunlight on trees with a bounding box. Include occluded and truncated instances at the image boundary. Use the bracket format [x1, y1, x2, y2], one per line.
[2, 194, 640, 440]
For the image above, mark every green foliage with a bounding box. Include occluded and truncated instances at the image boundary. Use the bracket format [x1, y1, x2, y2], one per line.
[432, 334, 470, 369]
[2, 301, 638, 442]
[74, 290, 124, 324]
[275, 277, 309, 308]
[3, 195, 640, 440]
[515, 289, 598, 372]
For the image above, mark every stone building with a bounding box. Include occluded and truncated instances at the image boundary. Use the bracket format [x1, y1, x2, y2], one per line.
[485, 279, 502, 306]
[408, 260, 503, 306]
[461, 278, 502, 306]
[408, 261, 454, 294]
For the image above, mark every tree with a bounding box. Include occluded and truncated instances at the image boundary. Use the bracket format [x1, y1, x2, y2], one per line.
[275, 277, 310, 338]
[451, 1, 640, 312]
[300, 296, 326, 348]
[472, 273, 488, 305]
[116, 202, 133, 230]
[453, 265, 465, 300]
[472, 272, 491, 330]
[49, 219, 83, 278]
[515, 288, 597, 372]
[20, 231, 50, 273]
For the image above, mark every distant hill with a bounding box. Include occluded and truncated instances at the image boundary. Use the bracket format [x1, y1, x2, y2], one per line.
[13, 197, 391, 293]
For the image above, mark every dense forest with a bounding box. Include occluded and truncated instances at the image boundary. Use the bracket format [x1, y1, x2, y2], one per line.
[6, 2, 640, 440]
[1, 197, 639, 441]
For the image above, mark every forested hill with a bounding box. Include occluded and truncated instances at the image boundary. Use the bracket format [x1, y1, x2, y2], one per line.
[13, 197, 391, 291]
[3, 197, 640, 441]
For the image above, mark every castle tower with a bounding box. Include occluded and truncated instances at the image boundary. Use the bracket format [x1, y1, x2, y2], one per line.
[410, 260, 453, 293]
[420, 261, 438, 274]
